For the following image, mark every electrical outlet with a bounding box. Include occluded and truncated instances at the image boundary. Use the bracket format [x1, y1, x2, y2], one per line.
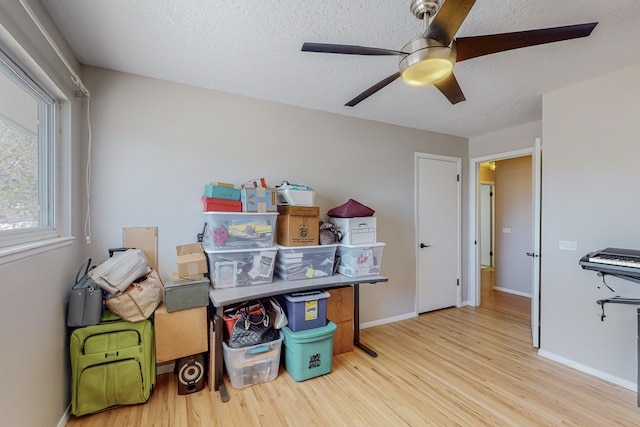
[559, 240, 577, 251]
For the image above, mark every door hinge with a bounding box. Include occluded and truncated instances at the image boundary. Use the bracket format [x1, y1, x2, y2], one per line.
[457, 174, 460, 182]
[457, 279, 460, 286]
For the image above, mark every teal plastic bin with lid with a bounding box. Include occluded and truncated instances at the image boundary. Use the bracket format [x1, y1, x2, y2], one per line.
[281, 321, 337, 381]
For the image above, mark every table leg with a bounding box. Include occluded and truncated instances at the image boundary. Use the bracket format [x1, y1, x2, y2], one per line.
[353, 283, 377, 358]
[214, 307, 229, 402]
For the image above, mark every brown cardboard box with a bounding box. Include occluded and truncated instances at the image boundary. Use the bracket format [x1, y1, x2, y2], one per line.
[209, 181, 234, 188]
[327, 286, 354, 354]
[332, 320, 354, 355]
[123, 227, 158, 271]
[277, 205, 320, 246]
[176, 243, 208, 278]
[155, 303, 208, 363]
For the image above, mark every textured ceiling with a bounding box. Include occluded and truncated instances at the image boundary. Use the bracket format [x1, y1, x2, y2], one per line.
[41, 0, 640, 138]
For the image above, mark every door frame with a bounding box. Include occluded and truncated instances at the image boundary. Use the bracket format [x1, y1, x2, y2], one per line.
[479, 182, 495, 267]
[414, 152, 462, 314]
[468, 146, 541, 346]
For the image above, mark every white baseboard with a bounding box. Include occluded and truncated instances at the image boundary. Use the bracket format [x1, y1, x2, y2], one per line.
[538, 348, 637, 392]
[57, 404, 70, 427]
[493, 286, 532, 298]
[360, 312, 416, 329]
[157, 361, 175, 375]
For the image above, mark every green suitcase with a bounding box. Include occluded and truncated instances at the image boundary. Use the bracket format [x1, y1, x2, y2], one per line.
[70, 312, 156, 416]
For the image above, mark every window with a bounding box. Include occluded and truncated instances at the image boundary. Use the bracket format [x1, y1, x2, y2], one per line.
[0, 48, 57, 248]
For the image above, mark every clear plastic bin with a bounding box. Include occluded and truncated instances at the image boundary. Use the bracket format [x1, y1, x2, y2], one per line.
[222, 334, 282, 389]
[203, 212, 278, 249]
[336, 242, 385, 277]
[275, 244, 337, 281]
[204, 244, 278, 287]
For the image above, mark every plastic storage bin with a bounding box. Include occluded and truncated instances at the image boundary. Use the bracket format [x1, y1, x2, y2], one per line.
[222, 334, 283, 389]
[330, 217, 377, 245]
[275, 244, 337, 281]
[336, 242, 385, 277]
[279, 291, 330, 332]
[204, 212, 278, 249]
[281, 321, 337, 381]
[203, 244, 278, 287]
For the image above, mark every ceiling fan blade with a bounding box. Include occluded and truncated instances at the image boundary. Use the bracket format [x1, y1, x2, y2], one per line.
[434, 73, 466, 105]
[302, 42, 404, 56]
[345, 72, 401, 107]
[424, 0, 476, 46]
[455, 22, 598, 62]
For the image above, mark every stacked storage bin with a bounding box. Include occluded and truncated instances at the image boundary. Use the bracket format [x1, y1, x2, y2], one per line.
[203, 212, 279, 288]
[204, 181, 283, 389]
[278, 291, 337, 381]
[330, 216, 385, 277]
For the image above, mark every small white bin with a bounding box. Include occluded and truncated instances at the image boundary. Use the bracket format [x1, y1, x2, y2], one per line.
[203, 212, 278, 249]
[275, 244, 337, 281]
[203, 244, 278, 287]
[330, 217, 377, 245]
[222, 334, 283, 389]
[336, 242, 385, 277]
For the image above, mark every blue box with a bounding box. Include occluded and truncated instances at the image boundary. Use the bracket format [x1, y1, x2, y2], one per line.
[241, 188, 277, 212]
[279, 291, 330, 332]
[204, 184, 241, 201]
[281, 321, 337, 381]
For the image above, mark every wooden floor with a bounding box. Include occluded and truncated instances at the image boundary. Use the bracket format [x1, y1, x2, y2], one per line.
[66, 270, 640, 426]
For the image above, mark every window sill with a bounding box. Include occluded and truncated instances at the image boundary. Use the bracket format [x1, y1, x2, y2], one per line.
[0, 236, 75, 266]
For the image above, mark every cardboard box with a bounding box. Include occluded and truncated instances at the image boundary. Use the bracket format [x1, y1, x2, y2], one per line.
[326, 286, 354, 322]
[123, 227, 158, 271]
[164, 277, 210, 312]
[330, 216, 377, 245]
[241, 187, 277, 212]
[204, 184, 241, 201]
[277, 205, 320, 246]
[332, 320, 354, 355]
[201, 196, 242, 212]
[176, 243, 208, 278]
[172, 271, 204, 281]
[326, 286, 354, 355]
[209, 181, 234, 188]
[155, 303, 208, 363]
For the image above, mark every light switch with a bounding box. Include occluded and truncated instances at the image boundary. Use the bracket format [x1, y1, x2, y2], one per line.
[502, 228, 511, 234]
[559, 240, 577, 251]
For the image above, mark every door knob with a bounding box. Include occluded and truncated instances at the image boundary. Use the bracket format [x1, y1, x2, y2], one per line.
[526, 252, 539, 258]
[420, 243, 431, 248]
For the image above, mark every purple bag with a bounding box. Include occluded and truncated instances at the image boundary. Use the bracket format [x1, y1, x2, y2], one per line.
[327, 199, 375, 218]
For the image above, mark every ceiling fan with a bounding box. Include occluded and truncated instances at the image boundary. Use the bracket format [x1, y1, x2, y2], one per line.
[301, 0, 597, 106]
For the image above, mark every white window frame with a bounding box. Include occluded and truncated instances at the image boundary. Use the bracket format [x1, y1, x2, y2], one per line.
[0, 44, 73, 263]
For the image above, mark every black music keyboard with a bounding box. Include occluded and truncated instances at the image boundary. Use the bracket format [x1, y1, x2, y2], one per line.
[579, 247, 640, 278]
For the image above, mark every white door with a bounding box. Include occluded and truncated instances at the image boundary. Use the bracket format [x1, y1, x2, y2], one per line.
[531, 139, 542, 348]
[480, 184, 494, 267]
[416, 154, 461, 313]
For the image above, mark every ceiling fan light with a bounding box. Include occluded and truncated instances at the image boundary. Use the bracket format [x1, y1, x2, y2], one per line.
[401, 57, 454, 85]
[399, 39, 456, 86]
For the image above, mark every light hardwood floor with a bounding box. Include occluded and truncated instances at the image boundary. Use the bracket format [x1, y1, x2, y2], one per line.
[66, 272, 640, 426]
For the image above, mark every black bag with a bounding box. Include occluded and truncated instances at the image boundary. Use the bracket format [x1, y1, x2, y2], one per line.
[227, 300, 280, 348]
[67, 258, 104, 327]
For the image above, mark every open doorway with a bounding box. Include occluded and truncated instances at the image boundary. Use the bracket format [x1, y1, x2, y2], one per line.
[469, 144, 541, 346]
[479, 158, 532, 322]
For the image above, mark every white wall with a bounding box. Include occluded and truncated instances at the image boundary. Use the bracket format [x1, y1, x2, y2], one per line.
[470, 121, 541, 158]
[0, 2, 85, 426]
[540, 63, 640, 386]
[494, 156, 533, 296]
[81, 66, 469, 326]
